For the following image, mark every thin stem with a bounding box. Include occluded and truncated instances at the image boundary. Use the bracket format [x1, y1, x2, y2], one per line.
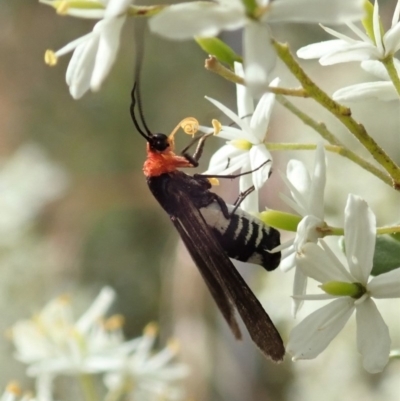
[205, 57, 308, 97]
[267, 142, 392, 186]
[381, 55, 400, 97]
[377, 225, 400, 235]
[79, 374, 98, 401]
[273, 40, 400, 189]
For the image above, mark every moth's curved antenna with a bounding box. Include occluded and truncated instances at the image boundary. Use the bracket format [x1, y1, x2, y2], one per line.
[130, 23, 153, 140]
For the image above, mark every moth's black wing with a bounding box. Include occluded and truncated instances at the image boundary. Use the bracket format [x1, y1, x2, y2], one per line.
[166, 180, 285, 362]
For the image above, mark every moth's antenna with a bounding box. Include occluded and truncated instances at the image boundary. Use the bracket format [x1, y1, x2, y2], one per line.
[130, 22, 152, 139]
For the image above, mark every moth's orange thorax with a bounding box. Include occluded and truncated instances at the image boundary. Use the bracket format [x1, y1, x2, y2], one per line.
[143, 144, 193, 177]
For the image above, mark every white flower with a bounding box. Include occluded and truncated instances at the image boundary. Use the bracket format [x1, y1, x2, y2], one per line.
[149, 0, 364, 93]
[275, 143, 326, 315]
[12, 287, 124, 383]
[202, 63, 276, 213]
[287, 194, 400, 373]
[45, 0, 132, 98]
[104, 324, 189, 401]
[0, 144, 68, 246]
[297, 0, 400, 65]
[333, 59, 400, 102]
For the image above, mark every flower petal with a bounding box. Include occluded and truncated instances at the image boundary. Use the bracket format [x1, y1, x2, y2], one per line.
[105, 0, 133, 18]
[234, 62, 254, 120]
[287, 298, 355, 360]
[297, 242, 352, 283]
[361, 59, 390, 80]
[239, 169, 259, 213]
[319, 43, 380, 65]
[385, 20, 400, 55]
[250, 89, 276, 142]
[148, 3, 245, 40]
[204, 145, 247, 175]
[368, 267, 400, 298]
[333, 81, 398, 102]
[249, 144, 272, 190]
[244, 21, 275, 95]
[344, 194, 376, 283]
[355, 298, 390, 373]
[297, 39, 351, 60]
[292, 267, 307, 317]
[308, 143, 326, 220]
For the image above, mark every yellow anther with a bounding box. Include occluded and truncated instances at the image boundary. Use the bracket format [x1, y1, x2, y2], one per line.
[6, 382, 22, 395]
[144, 322, 158, 337]
[44, 50, 58, 66]
[104, 314, 125, 330]
[230, 139, 252, 150]
[167, 338, 180, 354]
[180, 117, 199, 136]
[208, 178, 219, 186]
[212, 119, 222, 135]
[56, 1, 69, 15]
[56, 294, 71, 305]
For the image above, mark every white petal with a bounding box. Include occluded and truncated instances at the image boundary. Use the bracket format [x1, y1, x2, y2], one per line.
[35, 373, 55, 401]
[205, 97, 255, 140]
[361, 59, 390, 80]
[333, 81, 399, 102]
[250, 90, 276, 142]
[297, 40, 351, 60]
[321, 25, 360, 43]
[368, 267, 400, 298]
[392, 0, 400, 28]
[204, 145, 247, 175]
[319, 43, 380, 65]
[383, 22, 400, 54]
[285, 159, 311, 213]
[287, 298, 355, 360]
[239, 170, 259, 213]
[297, 242, 352, 283]
[62, 9, 107, 19]
[355, 298, 390, 373]
[55, 32, 94, 58]
[105, 0, 132, 18]
[91, 17, 125, 91]
[148, 3, 245, 40]
[244, 22, 275, 95]
[293, 215, 324, 249]
[372, 0, 384, 55]
[234, 62, 254, 120]
[344, 194, 376, 283]
[249, 144, 272, 190]
[218, 126, 250, 141]
[76, 287, 116, 333]
[292, 268, 307, 317]
[267, 0, 364, 24]
[279, 243, 296, 271]
[308, 143, 326, 220]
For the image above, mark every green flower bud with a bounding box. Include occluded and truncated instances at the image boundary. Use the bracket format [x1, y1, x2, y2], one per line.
[259, 210, 301, 232]
[195, 37, 242, 68]
[320, 281, 366, 298]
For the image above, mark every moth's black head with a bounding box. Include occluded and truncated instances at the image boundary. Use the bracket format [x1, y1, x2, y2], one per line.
[149, 133, 170, 152]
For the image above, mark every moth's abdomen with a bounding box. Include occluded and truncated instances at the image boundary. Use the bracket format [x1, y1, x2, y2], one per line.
[200, 203, 281, 271]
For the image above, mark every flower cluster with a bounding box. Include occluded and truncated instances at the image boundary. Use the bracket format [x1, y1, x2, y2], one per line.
[11, 287, 188, 401]
[38, 0, 400, 382]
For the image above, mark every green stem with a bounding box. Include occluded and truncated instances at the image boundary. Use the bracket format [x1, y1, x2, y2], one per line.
[78, 374, 97, 401]
[267, 142, 392, 186]
[377, 225, 400, 235]
[273, 40, 400, 189]
[381, 55, 400, 97]
[205, 57, 308, 97]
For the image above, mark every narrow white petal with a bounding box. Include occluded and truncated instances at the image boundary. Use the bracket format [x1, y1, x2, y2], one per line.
[347, 22, 373, 43]
[361, 60, 390, 80]
[320, 43, 380, 65]
[287, 298, 355, 360]
[392, 0, 400, 27]
[205, 153, 249, 176]
[297, 242, 352, 283]
[320, 25, 359, 43]
[91, 17, 125, 91]
[373, 0, 384, 55]
[249, 144, 272, 190]
[383, 23, 400, 54]
[297, 40, 351, 60]
[76, 287, 116, 333]
[205, 97, 255, 140]
[292, 268, 307, 317]
[239, 171, 259, 213]
[279, 244, 296, 271]
[55, 32, 94, 58]
[294, 215, 324, 249]
[149, 3, 245, 40]
[250, 90, 276, 142]
[285, 159, 311, 213]
[333, 81, 398, 102]
[218, 126, 250, 141]
[368, 267, 400, 298]
[267, 0, 364, 24]
[63, 9, 106, 19]
[105, 0, 132, 18]
[308, 143, 326, 220]
[279, 192, 305, 216]
[344, 195, 376, 283]
[244, 22, 275, 95]
[355, 299, 390, 373]
[234, 62, 254, 120]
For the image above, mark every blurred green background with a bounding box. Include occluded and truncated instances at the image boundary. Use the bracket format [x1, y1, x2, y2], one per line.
[0, 1, 399, 401]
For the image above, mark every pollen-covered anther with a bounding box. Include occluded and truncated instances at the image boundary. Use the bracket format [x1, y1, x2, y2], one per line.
[212, 119, 222, 135]
[180, 117, 199, 136]
[208, 177, 219, 186]
[6, 382, 22, 396]
[167, 338, 180, 354]
[143, 321, 159, 337]
[44, 50, 58, 66]
[104, 314, 125, 330]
